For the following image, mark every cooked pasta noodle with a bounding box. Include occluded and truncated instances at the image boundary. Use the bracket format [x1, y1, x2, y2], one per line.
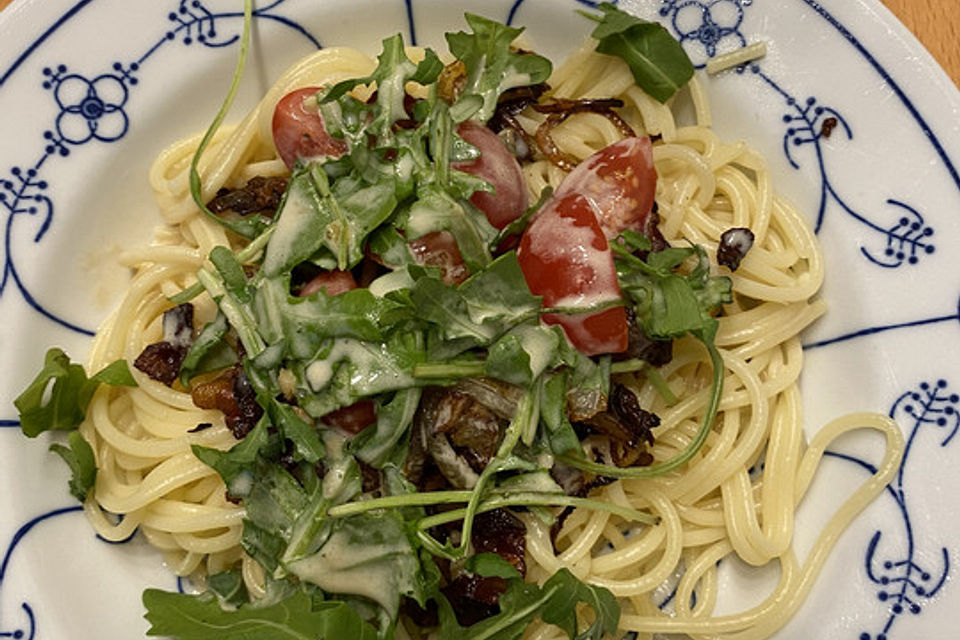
[77, 40, 903, 639]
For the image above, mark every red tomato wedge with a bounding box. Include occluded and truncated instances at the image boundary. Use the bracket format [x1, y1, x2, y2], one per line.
[553, 136, 657, 240]
[296, 268, 376, 433]
[517, 192, 628, 356]
[321, 400, 377, 435]
[272, 87, 347, 170]
[298, 269, 357, 298]
[409, 231, 470, 285]
[452, 121, 529, 230]
[517, 137, 658, 355]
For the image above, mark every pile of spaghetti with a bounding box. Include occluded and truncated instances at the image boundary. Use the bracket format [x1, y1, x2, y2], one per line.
[17, 5, 903, 639]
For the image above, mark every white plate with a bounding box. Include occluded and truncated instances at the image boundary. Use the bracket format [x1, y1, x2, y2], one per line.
[1, 0, 958, 638]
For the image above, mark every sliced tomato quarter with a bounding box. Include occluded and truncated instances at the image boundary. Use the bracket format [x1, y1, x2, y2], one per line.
[517, 136, 659, 355]
[554, 136, 657, 240]
[517, 192, 628, 355]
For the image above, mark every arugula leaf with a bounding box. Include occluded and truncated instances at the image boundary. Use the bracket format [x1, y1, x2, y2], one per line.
[294, 331, 424, 418]
[539, 570, 620, 640]
[262, 164, 397, 275]
[458, 252, 541, 327]
[15, 348, 136, 437]
[49, 430, 97, 502]
[192, 419, 271, 496]
[143, 588, 380, 640]
[322, 34, 441, 144]
[613, 238, 731, 340]
[435, 568, 619, 640]
[353, 388, 422, 468]
[210, 246, 251, 303]
[91, 360, 137, 386]
[253, 276, 408, 359]
[178, 313, 238, 384]
[206, 570, 249, 608]
[583, 3, 694, 103]
[446, 13, 552, 122]
[403, 184, 497, 272]
[464, 553, 522, 580]
[484, 324, 562, 387]
[288, 511, 423, 620]
[409, 252, 541, 360]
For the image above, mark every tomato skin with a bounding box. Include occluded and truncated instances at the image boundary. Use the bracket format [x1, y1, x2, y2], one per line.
[298, 269, 357, 298]
[409, 231, 470, 285]
[554, 136, 657, 240]
[321, 399, 377, 434]
[453, 121, 529, 230]
[272, 87, 347, 169]
[517, 192, 628, 356]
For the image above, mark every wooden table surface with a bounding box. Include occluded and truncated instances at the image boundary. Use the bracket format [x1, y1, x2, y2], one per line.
[0, 0, 957, 87]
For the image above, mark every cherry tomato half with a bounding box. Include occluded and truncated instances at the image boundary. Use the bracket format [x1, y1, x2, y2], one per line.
[453, 121, 529, 230]
[272, 87, 347, 169]
[517, 192, 628, 356]
[517, 137, 658, 355]
[409, 231, 470, 285]
[298, 269, 357, 298]
[321, 400, 377, 435]
[553, 136, 657, 240]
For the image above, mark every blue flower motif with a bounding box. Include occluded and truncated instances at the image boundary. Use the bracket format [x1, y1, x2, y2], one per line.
[660, 0, 750, 63]
[50, 70, 129, 145]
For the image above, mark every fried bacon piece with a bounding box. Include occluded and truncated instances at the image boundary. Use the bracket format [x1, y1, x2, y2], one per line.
[532, 97, 635, 171]
[207, 176, 288, 217]
[488, 83, 550, 161]
[190, 364, 263, 439]
[133, 303, 194, 386]
[583, 383, 658, 468]
[441, 509, 528, 626]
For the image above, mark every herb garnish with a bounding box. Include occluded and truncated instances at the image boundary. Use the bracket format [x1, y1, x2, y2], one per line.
[580, 2, 695, 103]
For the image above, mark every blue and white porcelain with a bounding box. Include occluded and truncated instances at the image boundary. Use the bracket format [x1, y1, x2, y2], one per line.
[1, 0, 958, 638]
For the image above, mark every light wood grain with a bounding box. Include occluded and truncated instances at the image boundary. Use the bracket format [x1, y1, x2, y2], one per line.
[882, 0, 960, 87]
[0, 0, 957, 87]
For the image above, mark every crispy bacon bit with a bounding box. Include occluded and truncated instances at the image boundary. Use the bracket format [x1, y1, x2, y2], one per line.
[581, 384, 658, 468]
[134, 342, 187, 386]
[532, 98, 636, 171]
[441, 509, 527, 626]
[820, 116, 839, 139]
[208, 176, 288, 217]
[717, 227, 755, 271]
[190, 365, 263, 439]
[487, 83, 550, 161]
[133, 304, 195, 385]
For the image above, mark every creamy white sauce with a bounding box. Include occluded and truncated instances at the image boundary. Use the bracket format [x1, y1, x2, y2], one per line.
[288, 528, 414, 618]
[262, 180, 316, 276]
[305, 339, 414, 394]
